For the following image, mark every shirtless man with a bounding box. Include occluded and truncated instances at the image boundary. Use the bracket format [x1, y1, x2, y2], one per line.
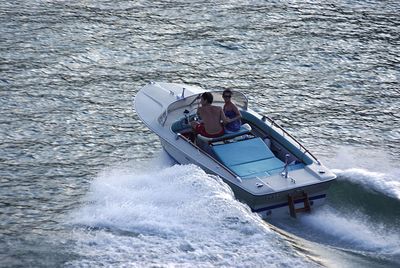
[191, 92, 233, 138]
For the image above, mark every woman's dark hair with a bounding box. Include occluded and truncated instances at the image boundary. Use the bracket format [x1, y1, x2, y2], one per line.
[201, 92, 213, 104]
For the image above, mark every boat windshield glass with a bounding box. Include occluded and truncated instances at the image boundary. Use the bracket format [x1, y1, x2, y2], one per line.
[158, 90, 248, 125]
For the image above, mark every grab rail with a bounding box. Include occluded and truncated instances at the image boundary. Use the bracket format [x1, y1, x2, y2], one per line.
[261, 115, 321, 165]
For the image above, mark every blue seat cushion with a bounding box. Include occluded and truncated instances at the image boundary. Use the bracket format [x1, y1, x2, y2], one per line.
[211, 137, 286, 177]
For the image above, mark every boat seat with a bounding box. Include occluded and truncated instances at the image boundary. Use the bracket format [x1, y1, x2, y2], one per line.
[197, 123, 252, 143]
[211, 137, 286, 177]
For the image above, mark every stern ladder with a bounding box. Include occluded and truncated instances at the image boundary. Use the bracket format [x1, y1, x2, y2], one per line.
[288, 192, 311, 218]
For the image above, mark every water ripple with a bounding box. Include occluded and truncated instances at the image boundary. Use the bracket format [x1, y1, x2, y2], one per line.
[0, 0, 399, 266]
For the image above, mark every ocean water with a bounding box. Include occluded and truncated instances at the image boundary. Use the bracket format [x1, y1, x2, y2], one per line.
[1, 0, 399, 267]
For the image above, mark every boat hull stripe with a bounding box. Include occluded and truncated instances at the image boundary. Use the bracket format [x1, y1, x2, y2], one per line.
[252, 194, 326, 212]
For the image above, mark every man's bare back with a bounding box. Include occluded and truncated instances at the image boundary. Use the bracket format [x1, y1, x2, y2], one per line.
[190, 92, 233, 138]
[197, 105, 225, 135]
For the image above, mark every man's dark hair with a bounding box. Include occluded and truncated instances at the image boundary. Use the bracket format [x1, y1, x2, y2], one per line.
[223, 89, 232, 96]
[201, 92, 213, 104]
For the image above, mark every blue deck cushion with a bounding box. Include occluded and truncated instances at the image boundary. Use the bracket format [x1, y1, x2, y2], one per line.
[212, 138, 273, 166]
[211, 137, 286, 177]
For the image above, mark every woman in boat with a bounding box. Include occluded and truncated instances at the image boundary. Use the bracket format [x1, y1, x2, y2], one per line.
[222, 89, 241, 132]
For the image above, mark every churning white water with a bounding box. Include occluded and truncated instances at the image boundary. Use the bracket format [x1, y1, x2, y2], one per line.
[67, 155, 319, 267]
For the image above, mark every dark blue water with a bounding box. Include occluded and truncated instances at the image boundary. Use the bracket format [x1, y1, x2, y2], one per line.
[1, 1, 399, 267]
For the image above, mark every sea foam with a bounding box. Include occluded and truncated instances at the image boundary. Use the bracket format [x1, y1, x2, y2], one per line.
[333, 168, 400, 200]
[67, 153, 317, 267]
[326, 146, 400, 199]
[300, 206, 400, 256]
[304, 147, 400, 258]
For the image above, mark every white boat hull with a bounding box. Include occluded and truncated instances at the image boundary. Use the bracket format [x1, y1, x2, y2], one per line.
[135, 82, 336, 219]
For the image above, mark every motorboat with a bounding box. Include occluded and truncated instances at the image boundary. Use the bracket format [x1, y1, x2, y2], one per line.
[134, 82, 336, 218]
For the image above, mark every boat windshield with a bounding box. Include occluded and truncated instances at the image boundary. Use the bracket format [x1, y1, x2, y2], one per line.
[158, 90, 248, 126]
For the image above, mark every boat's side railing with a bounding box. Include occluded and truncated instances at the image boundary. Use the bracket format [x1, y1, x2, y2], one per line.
[176, 133, 243, 183]
[261, 115, 321, 165]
